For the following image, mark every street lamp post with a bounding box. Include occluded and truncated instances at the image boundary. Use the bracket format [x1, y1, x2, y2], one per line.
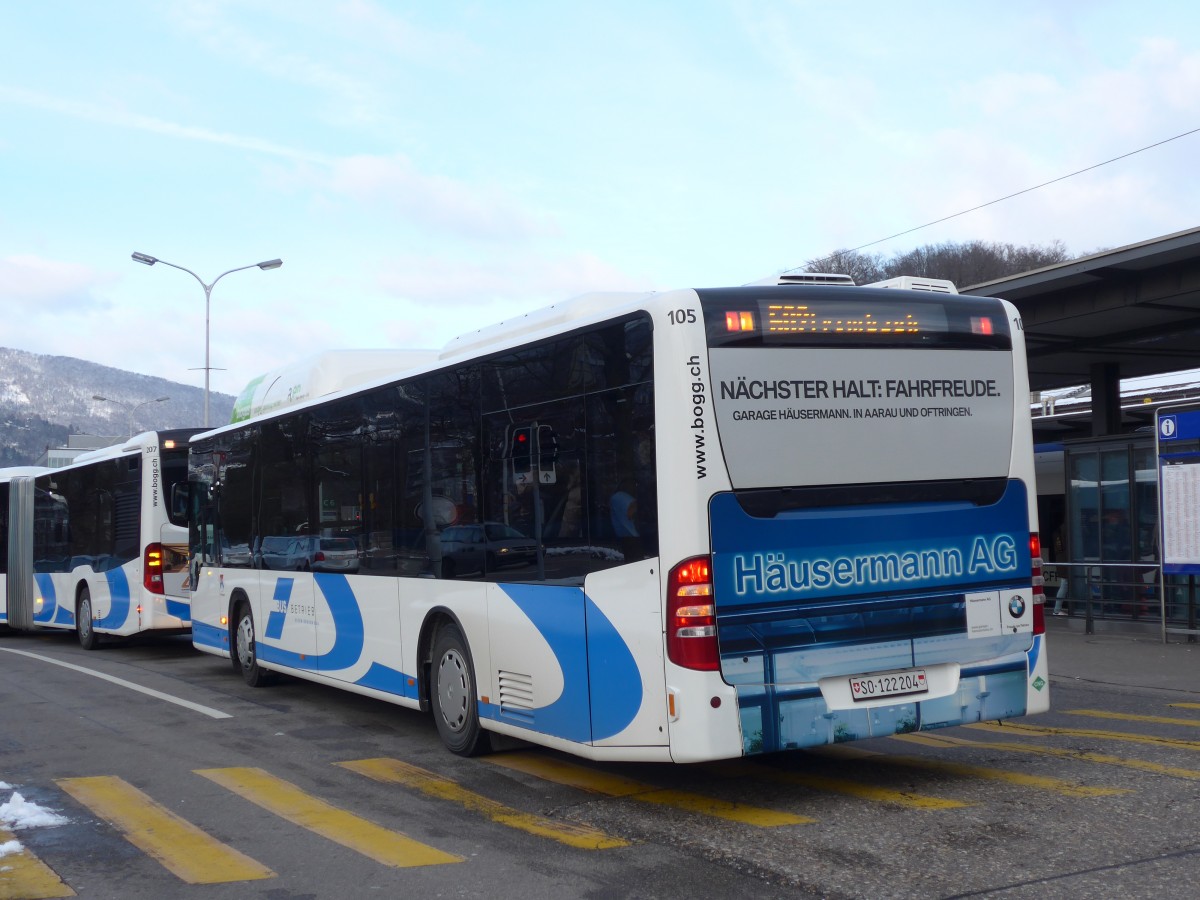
[93, 395, 170, 438]
[131, 252, 282, 427]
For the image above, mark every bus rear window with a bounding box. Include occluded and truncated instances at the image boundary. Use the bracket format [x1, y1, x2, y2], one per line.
[699, 287, 1012, 350]
[162, 450, 190, 528]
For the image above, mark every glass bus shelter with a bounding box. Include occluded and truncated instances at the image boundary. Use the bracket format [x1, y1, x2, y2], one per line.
[1048, 433, 1199, 634]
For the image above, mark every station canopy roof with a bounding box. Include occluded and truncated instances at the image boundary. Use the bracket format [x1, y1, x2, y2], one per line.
[965, 225, 1200, 394]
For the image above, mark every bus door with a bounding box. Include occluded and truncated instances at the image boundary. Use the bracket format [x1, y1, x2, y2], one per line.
[158, 479, 192, 616]
[158, 518, 192, 619]
[4, 476, 37, 630]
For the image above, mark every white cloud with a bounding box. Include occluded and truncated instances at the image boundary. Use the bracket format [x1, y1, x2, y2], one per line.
[329, 154, 559, 241]
[164, 1, 476, 127]
[0, 86, 555, 242]
[0, 85, 329, 164]
[0, 255, 114, 312]
[332, 0, 476, 64]
[376, 251, 651, 308]
[165, 2, 385, 127]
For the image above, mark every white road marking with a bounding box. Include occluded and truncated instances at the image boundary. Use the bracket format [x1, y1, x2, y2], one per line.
[0, 647, 232, 719]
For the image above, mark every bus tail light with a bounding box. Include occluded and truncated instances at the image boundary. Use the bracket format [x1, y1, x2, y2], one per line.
[144, 543, 165, 594]
[970, 316, 995, 335]
[1030, 533, 1045, 635]
[667, 556, 720, 671]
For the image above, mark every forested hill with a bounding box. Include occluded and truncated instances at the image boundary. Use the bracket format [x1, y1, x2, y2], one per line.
[0, 347, 234, 465]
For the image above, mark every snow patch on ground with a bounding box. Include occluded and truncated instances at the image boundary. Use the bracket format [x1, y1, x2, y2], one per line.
[0, 791, 69, 830]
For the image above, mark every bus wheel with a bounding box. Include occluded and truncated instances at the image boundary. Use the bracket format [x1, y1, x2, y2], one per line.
[431, 623, 490, 756]
[77, 588, 99, 651]
[234, 603, 270, 688]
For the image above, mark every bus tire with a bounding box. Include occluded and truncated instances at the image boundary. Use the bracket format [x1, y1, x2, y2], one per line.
[234, 602, 271, 688]
[431, 622, 490, 756]
[77, 587, 99, 651]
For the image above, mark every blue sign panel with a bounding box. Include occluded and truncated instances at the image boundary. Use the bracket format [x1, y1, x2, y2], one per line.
[1158, 406, 1200, 442]
[1157, 403, 1200, 576]
[710, 479, 1031, 613]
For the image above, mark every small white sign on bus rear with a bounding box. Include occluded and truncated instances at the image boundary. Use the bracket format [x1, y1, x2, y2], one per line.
[965, 590, 1002, 638]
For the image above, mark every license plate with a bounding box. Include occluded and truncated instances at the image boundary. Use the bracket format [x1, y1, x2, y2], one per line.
[849, 669, 928, 702]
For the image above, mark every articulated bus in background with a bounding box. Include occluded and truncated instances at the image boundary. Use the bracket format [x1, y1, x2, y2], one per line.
[0, 430, 199, 648]
[187, 276, 1047, 762]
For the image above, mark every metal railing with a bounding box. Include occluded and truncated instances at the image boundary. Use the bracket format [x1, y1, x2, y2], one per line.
[1044, 561, 1176, 636]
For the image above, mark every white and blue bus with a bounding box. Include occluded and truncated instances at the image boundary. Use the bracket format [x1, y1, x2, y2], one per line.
[187, 276, 1048, 761]
[1, 431, 198, 648]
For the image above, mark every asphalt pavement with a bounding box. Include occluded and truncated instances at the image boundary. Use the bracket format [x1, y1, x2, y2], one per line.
[1046, 614, 1200, 696]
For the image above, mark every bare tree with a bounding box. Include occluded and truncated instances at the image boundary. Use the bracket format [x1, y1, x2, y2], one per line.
[804, 239, 1070, 287]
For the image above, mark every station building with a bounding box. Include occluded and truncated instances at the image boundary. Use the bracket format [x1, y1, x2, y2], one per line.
[968, 226, 1200, 633]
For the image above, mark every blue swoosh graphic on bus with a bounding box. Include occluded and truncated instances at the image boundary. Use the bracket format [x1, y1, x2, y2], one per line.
[192, 620, 228, 652]
[94, 568, 131, 629]
[255, 574, 364, 672]
[498, 583, 591, 742]
[1027, 633, 1042, 675]
[582, 594, 643, 739]
[33, 574, 57, 624]
[355, 662, 417, 699]
[166, 596, 190, 621]
[265, 578, 293, 640]
[497, 583, 642, 743]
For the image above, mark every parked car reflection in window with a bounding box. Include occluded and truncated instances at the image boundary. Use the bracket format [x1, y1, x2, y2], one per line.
[440, 522, 537, 578]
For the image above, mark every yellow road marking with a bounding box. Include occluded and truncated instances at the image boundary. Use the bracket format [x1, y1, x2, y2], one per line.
[338, 758, 628, 850]
[702, 760, 969, 809]
[0, 828, 75, 899]
[1169, 703, 1200, 710]
[485, 753, 813, 826]
[55, 777, 273, 884]
[968, 720, 1200, 752]
[897, 730, 1200, 781]
[1064, 708, 1200, 727]
[196, 767, 462, 868]
[813, 742, 1127, 798]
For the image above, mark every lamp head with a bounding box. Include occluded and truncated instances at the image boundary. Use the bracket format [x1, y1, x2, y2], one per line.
[257, 259, 283, 270]
[131, 252, 157, 266]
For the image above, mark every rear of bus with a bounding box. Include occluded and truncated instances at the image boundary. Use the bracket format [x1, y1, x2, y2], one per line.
[25, 431, 196, 644]
[671, 285, 1047, 757]
[146, 430, 196, 626]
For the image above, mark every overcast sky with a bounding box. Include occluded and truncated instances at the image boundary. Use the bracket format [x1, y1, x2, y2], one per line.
[3, 1, 1200, 400]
